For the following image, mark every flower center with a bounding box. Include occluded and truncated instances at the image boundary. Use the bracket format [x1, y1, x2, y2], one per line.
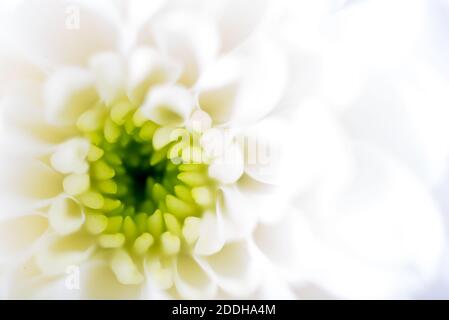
[63, 100, 216, 257]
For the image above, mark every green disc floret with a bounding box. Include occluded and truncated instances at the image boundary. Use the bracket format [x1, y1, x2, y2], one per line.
[66, 100, 216, 256]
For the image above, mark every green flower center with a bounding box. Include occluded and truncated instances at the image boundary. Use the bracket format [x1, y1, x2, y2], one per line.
[63, 100, 216, 257]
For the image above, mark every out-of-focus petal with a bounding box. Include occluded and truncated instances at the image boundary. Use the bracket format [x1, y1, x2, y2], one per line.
[139, 11, 220, 86]
[342, 65, 449, 185]
[2, 0, 118, 69]
[141, 84, 195, 126]
[194, 212, 224, 256]
[127, 47, 181, 105]
[211, 0, 268, 52]
[0, 214, 47, 259]
[197, 36, 287, 125]
[80, 259, 143, 299]
[303, 143, 445, 298]
[50, 138, 90, 175]
[215, 186, 257, 241]
[0, 157, 63, 208]
[34, 232, 95, 276]
[44, 67, 99, 126]
[48, 196, 84, 236]
[208, 142, 244, 185]
[197, 241, 260, 297]
[89, 52, 125, 104]
[173, 254, 217, 299]
[247, 99, 353, 197]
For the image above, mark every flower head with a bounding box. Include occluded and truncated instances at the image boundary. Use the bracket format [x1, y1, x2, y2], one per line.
[0, 0, 448, 300]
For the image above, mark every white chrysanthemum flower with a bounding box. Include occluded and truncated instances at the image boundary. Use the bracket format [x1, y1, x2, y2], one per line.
[0, 0, 447, 300]
[0, 0, 296, 299]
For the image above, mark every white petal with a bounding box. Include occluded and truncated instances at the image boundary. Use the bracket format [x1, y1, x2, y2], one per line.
[27, 274, 82, 299]
[144, 255, 174, 291]
[185, 109, 212, 133]
[110, 249, 144, 285]
[236, 175, 288, 224]
[48, 196, 84, 236]
[89, 52, 125, 104]
[197, 241, 260, 297]
[241, 116, 287, 185]
[126, 0, 165, 31]
[141, 84, 195, 126]
[200, 127, 234, 159]
[2, 257, 79, 299]
[212, 0, 268, 52]
[50, 138, 90, 174]
[0, 49, 44, 96]
[197, 36, 287, 125]
[253, 210, 314, 283]
[0, 156, 63, 207]
[255, 269, 297, 299]
[0, 85, 77, 144]
[160, 0, 268, 52]
[194, 212, 225, 256]
[80, 259, 143, 299]
[35, 232, 95, 276]
[241, 101, 353, 194]
[145, 11, 220, 86]
[127, 47, 181, 105]
[0, 214, 48, 259]
[3, 0, 118, 69]
[342, 64, 449, 185]
[215, 186, 258, 241]
[208, 142, 244, 184]
[173, 254, 217, 299]
[44, 67, 99, 126]
[303, 144, 445, 299]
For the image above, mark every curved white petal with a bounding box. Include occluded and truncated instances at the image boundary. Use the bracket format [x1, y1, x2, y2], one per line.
[0, 156, 63, 209]
[194, 212, 225, 256]
[50, 138, 90, 174]
[155, 0, 268, 53]
[197, 241, 260, 297]
[0, 50, 44, 96]
[241, 116, 287, 185]
[34, 232, 95, 276]
[2, 0, 118, 69]
[249, 99, 353, 198]
[141, 84, 195, 126]
[208, 141, 244, 185]
[44, 67, 99, 126]
[89, 52, 125, 104]
[80, 259, 143, 299]
[236, 175, 288, 224]
[0, 84, 76, 144]
[253, 210, 315, 283]
[143, 255, 175, 291]
[110, 249, 144, 285]
[185, 109, 212, 133]
[0, 214, 48, 259]
[125, 0, 166, 31]
[127, 47, 181, 105]
[173, 254, 217, 299]
[144, 11, 220, 86]
[3, 257, 80, 299]
[48, 196, 84, 236]
[255, 269, 297, 299]
[212, 0, 268, 52]
[342, 64, 449, 185]
[215, 186, 258, 241]
[197, 36, 287, 125]
[303, 143, 445, 299]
